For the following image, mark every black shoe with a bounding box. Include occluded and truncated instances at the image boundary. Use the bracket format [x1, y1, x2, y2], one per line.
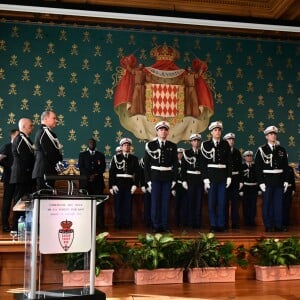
[209, 226, 216, 233]
[3, 226, 11, 233]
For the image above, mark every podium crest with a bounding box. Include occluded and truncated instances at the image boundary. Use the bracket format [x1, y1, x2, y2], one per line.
[58, 219, 74, 251]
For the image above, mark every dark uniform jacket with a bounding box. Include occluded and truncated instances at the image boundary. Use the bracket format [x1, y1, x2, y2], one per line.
[32, 125, 63, 179]
[0, 142, 13, 183]
[229, 148, 243, 186]
[182, 148, 202, 185]
[241, 162, 258, 191]
[144, 139, 177, 182]
[10, 132, 35, 184]
[78, 150, 106, 193]
[255, 144, 289, 186]
[109, 153, 140, 188]
[200, 139, 232, 183]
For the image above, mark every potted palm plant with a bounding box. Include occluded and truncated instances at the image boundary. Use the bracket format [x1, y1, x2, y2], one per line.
[127, 232, 187, 285]
[182, 233, 248, 283]
[249, 236, 300, 281]
[62, 232, 129, 286]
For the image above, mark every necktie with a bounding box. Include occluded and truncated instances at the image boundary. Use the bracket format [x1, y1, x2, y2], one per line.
[215, 141, 219, 147]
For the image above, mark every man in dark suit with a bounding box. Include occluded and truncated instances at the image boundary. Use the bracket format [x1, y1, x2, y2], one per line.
[10, 118, 35, 230]
[78, 138, 106, 229]
[0, 128, 19, 232]
[144, 121, 177, 233]
[32, 111, 63, 190]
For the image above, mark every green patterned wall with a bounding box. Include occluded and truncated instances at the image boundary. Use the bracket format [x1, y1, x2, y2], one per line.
[0, 21, 299, 165]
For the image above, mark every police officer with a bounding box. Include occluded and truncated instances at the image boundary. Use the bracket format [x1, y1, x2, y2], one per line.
[182, 133, 203, 228]
[200, 121, 232, 232]
[144, 121, 177, 233]
[109, 138, 140, 229]
[223, 132, 243, 229]
[240, 151, 258, 227]
[254, 125, 289, 232]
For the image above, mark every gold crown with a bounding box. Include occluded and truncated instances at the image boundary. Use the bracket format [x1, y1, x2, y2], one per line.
[150, 44, 179, 61]
[60, 219, 73, 230]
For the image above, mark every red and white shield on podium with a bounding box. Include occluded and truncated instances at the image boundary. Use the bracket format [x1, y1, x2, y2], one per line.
[58, 220, 74, 251]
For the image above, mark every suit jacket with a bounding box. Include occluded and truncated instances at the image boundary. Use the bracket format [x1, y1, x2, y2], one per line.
[229, 147, 243, 185]
[10, 132, 35, 184]
[182, 148, 202, 185]
[78, 150, 106, 193]
[32, 125, 63, 179]
[0, 142, 13, 183]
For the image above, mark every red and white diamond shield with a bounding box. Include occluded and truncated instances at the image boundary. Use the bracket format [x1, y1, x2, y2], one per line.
[151, 84, 179, 117]
[58, 228, 74, 251]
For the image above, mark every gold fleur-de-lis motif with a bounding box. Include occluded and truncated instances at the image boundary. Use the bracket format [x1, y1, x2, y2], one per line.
[92, 130, 100, 141]
[236, 68, 243, 78]
[215, 41, 222, 51]
[183, 52, 190, 62]
[81, 144, 87, 152]
[237, 121, 244, 132]
[68, 129, 77, 141]
[258, 122, 265, 132]
[7, 112, 16, 124]
[248, 108, 255, 119]
[58, 57, 67, 69]
[237, 94, 244, 104]
[216, 92, 223, 104]
[57, 85, 66, 97]
[268, 109, 275, 119]
[46, 70, 54, 82]
[257, 95, 264, 106]
[10, 55, 18, 66]
[151, 36, 157, 47]
[104, 116, 112, 127]
[94, 45, 102, 56]
[59, 30, 67, 41]
[116, 131, 123, 142]
[278, 122, 285, 133]
[80, 115, 88, 127]
[23, 41, 31, 53]
[0, 40, 7, 51]
[277, 96, 284, 107]
[0, 68, 5, 80]
[35, 28, 43, 39]
[106, 33, 113, 44]
[256, 43, 263, 53]
[83, 31, 90, 42]
[20, 98, 29, 110]
[57, 114, 64, 126]
[105, 60, 113, 71]
[297, 97, 300, 108]
[0, 128, 3, 139]
[82, 59, 90, 70]
[216, 67, 223, 77]
[8, 83, 17, 95]
[236, 42, 243, 52]
[34, 56, 43, 68]
[267, 82, 274, 93]
[226, 107, 234, 118]
[32, 114, 40, 125]
[93, 73, 101, 85]
[71, 44, 79, 56]
[288, 136, 295, 147]
[257, 69, 264, 79]
[45, 99, 53, 111]
[47, 42, 55, 54]
[277, 70, 284, 80]
[104, 144, 111, 157]
[92, 101, 101, 113]
[246, 82, 254, 92]
[248, 135, 255, 146]
[11, 26, 19, 38]
[226, 54, 233, 64]
[276, 45, 283, 55]
[105, 88, 113, 99]
[266, 57, 273, 67]
[173, 38, 179, 48]
[287, 83, 294, 94]
[226, 80, 234, 91]
[117, 48, 124, 58]
[22, 70, 30, 81]
[70, 72, 78, 84]
[286, 58, 293, 68]
[128, 34, 135, 45]
[139, 49, 147, 60]
[194, 39, 201, 50]
[246, 56, 253, 66]
[81, 87, 89, 98]
[206, 53, 212, 64]
[288, 110, 295, 120]
[0, 98, 4, 109]
[69, 100, 77, 112]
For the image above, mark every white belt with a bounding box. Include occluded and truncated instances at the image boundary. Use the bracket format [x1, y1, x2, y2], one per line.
[151, 166, 173, 171]
[232, 171, 239, 175]
[207, 164, 226, 169]
[177, 180, 183, 184]
[187, 170, 201, 175]
[244, 182, 257, 186]
[116, 174, 133, 178]
[263, 169, 283, 174]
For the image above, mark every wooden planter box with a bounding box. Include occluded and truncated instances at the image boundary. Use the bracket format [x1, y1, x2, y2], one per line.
[186, 267, 237, 283]
[62, 269, 114, 287]
[134, 268, 184, 285]
[255, 265, 300, 282]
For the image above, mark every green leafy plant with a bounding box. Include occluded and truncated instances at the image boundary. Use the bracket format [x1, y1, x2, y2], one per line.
[63, 232, 129, 276]
[249, 236, 300, 267]
[127, 233, 188, 270]
[182, 233, 248, 269]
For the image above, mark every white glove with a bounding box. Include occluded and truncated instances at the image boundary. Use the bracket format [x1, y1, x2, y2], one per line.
[171, 190, 176, 197]
[226, 177, 232, 189]
[292, 191, 295, 196]
[239, 191, 244, 197]
[182, 181, 188, 190]
[259, 183, 266, 192]
[131, 185, 137, 194]
[258, 190, 262, 196]
[283, 182, 289, 193]
[109, 188, 114, 195]
[55, 161, 65, 174]
[171, 181, 176, 189]
[239, 183, 243, 190]
[112, 185, 119, 194]
[147, 181, 152, 193]
[141, 186, 146, 193]
[203, 178, 210, 192]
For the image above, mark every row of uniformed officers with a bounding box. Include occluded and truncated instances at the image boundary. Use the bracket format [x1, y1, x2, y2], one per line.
[109, 120, 296, 233]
